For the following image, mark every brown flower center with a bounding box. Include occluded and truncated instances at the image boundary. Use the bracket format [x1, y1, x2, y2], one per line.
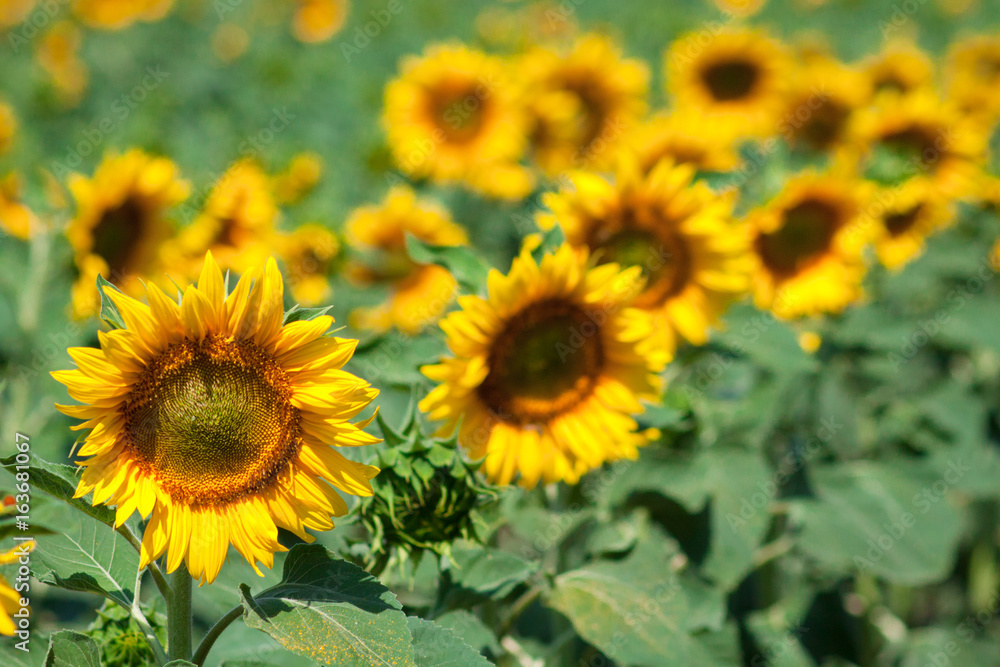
[477, 299, 604, 424]
[702, 59, 760, 102]
[757, 198, 842, 276]
[792, 100, 851, 150]
[884, 204, 924, 237]
[431, 80, 488, 144]
[591, 226, 692, 308]
[122, 335, 300, 505]
[92, 197, 148, 282]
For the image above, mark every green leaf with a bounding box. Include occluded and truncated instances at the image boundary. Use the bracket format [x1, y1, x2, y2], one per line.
[447, 546, 537, 598]
[44, 631, 101, 667]
[433, 610, 499, 655]
[240, 544, 416, 667]
[31, 499, 139, 608]
[545, 539, 723, 667]
[407, 617, 491, 667]
[529, 224, 566, 264]
[792, 460, 963, 585]
[283, 304, 335, 324]
[96, 274, 127, 330]
[405, 234, 489, 293]
[1, 454, 117, 528]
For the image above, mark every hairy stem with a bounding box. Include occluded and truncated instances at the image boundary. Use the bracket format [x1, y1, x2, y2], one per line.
[130, 567, 169, 666]
[167, 566, 193, 661]
[192, 605, 243, 666]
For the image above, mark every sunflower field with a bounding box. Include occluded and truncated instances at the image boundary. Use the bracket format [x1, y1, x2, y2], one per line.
[3, 0, 1000, 666]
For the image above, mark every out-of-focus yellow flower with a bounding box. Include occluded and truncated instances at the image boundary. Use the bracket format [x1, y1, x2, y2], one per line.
[0, 173, 40, 240]
[666, 28, 792, 138]
[947, 34, 1000, 124]
[277, 223, 339, 306]
[712, 0, 767, 17]
[860, 39, 935, 99]
[780, 55, 870, 153]
[0, 0, 36, 29]
[845, 90, 987, 198]
[475, 1, 578, 50]
[346, 186, 467, 334]
[0, 541, 33, 636]
[748, 170, 873, 319]
[293, 0, 349, 44]
[519, 33, 649, 174]
[67, 149, 190, 319]
[0, 101, 17, 155]
[212, 23, 250, 63]
[72, 0, 175, 30]
[798, 330, 822, 353]
[622, 111, 742, 174]
[871, 177, 955, 271]
[539, 159, 752, 350]
[37, 21, 89, 107]
[273, 153, 323, 204]
[384, 44, 531, 199]
[977, 172, 1000, 210]
[164, 160, 278, 279]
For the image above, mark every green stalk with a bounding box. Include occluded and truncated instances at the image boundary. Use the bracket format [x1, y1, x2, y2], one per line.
[167, 565, 193, 662]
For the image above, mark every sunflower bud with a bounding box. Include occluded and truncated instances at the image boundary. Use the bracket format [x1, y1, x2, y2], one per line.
[358, 409, 498, 568]
[87, 600, 166, 667]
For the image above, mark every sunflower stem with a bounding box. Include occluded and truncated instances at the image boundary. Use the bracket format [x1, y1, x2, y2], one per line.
[167, 565, 193, 661]
[191, 605, 243, 666]
[130, 566, 169, 666]
[116, 522, 172, 601]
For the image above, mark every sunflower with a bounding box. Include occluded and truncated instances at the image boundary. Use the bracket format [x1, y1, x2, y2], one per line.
[293, 0, 349, 44]
[67, 149, 190, 319]
[0, 100, 17, 155]
[780, 55, 869, 153]
[539, 159, 751, 350]
[37, 20, 89, 107]
[977, 173, 1000, 210]
[870, 178, 955, 271]
[273, 153, 323, 205]
[712, 0, 767, 16]
[72, 0, 174, 29]
[0, 541, 32, 636]
[420, 242, 667, 488]
[518, 33, 649, 174]
[52, 253, 380, 585]
[859, 39, 935, 99]
[346, 186, 467, 334]
[946, 34, 1000, 123]
[384, 44, 531, 199]
[666, 28, 792, 137]
[845, 90, 987, 198]
[277, 224, 340, 307]
[164, 159, 277, 279]
[620, 110, 742, 174]
[748, 171, 872, 319]
[0, 173, 38, 241]
[0, 0, 36, 28]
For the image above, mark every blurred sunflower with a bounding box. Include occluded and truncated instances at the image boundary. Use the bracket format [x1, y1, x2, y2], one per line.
[748, 171, 871, 319]
[871, 178, 954, 270]
[539, 160, 751, 349]
[0, 541, 32, 636]
[0, 101, 17, 155]
[52, 253, 380, 585]
[273, 152, 323, 204]
[781, 55, 870, 153]
[67, 149, 190, 319]
[0, 0, 35, 28]
[712, 0, 767, 16]
[293, 0, 349, 44]
[37, 20, 89, 107]
[346, 186, 467, 334]
[860, 39, 935, 98]
[666, 28, 792, 137]
[946, 34, 1000, 122]
[977, 173, 1000, 210]
[518, 33, 649, 174]
[621, 110, 742, 173]
[847, 90, 987, 198]
[0, 173, 38, 240]
[73, 0, 174, 29]
[384, 44, 531, 199]
[420, 243, 667, 488]
[278, 223, 340, 306]
[165, 159, 277, 278]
